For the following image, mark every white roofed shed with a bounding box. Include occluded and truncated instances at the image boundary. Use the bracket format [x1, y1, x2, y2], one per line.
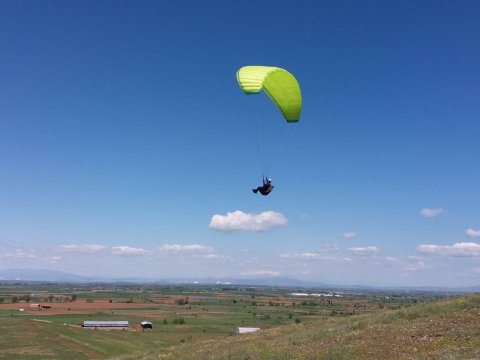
[236, 327, 261, 334]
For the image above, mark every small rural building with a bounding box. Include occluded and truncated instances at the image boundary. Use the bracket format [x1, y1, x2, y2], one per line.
[30, 304, 51, 310]
[235, 327, 261, 334]
[140, 321, 153, 329]
[81, 321, 128, 329]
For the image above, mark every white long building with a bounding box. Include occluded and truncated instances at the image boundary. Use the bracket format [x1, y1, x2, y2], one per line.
[236, 327, 261, 334]
[82, 321, 128, 328]
[290, 292, 343, 297]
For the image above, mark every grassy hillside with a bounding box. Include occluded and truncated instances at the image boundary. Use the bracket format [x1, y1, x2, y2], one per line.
[157, 294, 480, 360]
[1, 286, 478, 360]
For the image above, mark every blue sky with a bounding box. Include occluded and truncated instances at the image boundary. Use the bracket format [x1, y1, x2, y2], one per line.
[1, 0, 480, 287]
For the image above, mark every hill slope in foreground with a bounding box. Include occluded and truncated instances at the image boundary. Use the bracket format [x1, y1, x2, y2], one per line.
[159, 294, 480, 360]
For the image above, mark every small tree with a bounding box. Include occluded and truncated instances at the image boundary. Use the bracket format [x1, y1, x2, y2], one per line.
[71, 294, 77, 302]
[11, 296, 18, 303]
[20, 294, 31, 303]
[175, 298, 187, 305]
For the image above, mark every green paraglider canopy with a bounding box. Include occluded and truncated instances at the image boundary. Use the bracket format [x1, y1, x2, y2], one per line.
[236, 66, 302, 122]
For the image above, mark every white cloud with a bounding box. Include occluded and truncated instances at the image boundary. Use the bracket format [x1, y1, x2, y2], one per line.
[280, 252, 323, 259]
[343, 232, 358, 239]
[60, 244, 106, 253]
[404, 257, 427, 272]
[111, 246, 147, 255]
[417, 244, 444, 254]
[202, 254, 222, 259]
[420, 208, 445, 218]
[466, 228, 480, 238]
[156, 244, 213, 253]
[449, 242, 480, 256]
[209, 210, 287, 232]
[349, 246, 379, 256]
[0, 249, 37, 259]
[279, 252, 351, 264]
[417, 242, 480, 257]
[49, 256, 62, 264]
[241, 270, 281, 276]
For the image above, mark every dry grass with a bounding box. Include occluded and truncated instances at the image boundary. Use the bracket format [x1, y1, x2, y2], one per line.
[155, 294, 480, 360]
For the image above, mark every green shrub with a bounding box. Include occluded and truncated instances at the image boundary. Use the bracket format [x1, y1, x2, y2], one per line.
[172, 317, 185, 324]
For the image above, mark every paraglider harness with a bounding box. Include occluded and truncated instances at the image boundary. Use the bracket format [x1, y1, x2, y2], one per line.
[253, 177, 274, 196]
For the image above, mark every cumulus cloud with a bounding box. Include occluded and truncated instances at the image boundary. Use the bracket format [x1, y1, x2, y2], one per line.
[420, 208, 445, 218]
[156, 244, 213, 253]
[466, 228, 480, 238]
[343, 232, 358, 239]
[417, 242, 480, 257]
[349, 246, 379, 256]
[60, 244, 106, 253]
[111, 246, 147, 255]
[209, 210, 288, 232]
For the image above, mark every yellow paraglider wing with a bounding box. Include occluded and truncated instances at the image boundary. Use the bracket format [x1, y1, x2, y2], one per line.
[236, 66, 302, 122]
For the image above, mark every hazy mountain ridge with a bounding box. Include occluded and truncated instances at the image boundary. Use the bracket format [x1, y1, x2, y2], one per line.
[0, 268, 478, 292]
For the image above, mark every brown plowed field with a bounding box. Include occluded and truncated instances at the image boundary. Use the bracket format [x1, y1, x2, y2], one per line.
[0, 299, 160, 314]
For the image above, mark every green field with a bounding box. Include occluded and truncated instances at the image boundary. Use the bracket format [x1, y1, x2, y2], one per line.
[0, 283, 477, 359]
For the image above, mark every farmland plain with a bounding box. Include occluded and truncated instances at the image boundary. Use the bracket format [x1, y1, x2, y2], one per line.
[0, 283, 477, 359]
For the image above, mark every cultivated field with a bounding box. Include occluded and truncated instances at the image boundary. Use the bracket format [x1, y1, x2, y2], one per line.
[0, 283, 476, 359]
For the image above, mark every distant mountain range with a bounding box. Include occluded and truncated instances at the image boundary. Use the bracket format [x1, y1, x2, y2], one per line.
[0, 269, 322, 287]
[0, 268, 164, 283]
[0, 268, 93, 282]
[0, 268, 478, 293]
